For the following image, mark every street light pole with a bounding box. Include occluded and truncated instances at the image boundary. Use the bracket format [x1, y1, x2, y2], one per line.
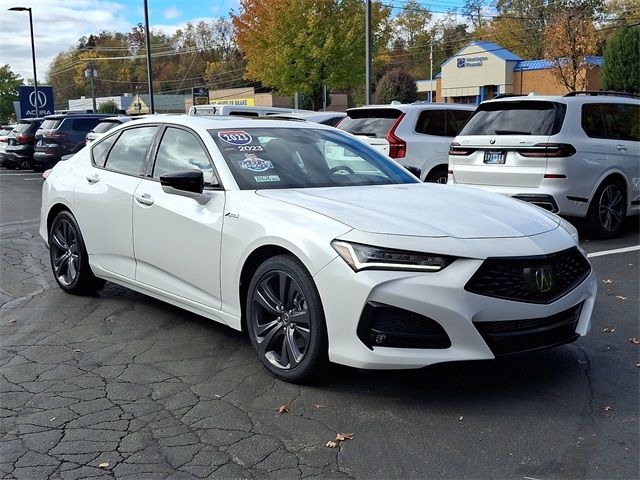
[143, 0, 155, 114]
[364, 0, 372, 105]
[9, 6, 39, 117]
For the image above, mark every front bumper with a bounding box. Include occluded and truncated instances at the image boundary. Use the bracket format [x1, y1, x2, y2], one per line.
[314, 240, 596, 370]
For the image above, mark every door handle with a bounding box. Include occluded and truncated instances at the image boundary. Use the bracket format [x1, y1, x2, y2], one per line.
[616, 145, 627, 152]
[134, 193, 154, 206]
[86, 174, 100, 184]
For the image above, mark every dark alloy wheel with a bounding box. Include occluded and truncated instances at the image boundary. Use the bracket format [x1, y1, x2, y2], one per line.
[247, 255, 328, 382]
[587, 179, 627, 238]
[49, 211, 105, 295]
[425, 167, 448, 184]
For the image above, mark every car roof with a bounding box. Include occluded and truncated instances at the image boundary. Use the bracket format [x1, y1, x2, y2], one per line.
[44, 113, 114, 120]
[481, 93, 640, 105]
[128, 114, 337, 131]
[347, 103, 476, 113]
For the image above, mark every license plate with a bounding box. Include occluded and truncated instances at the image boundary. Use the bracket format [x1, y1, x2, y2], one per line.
[484, 151, 506, 164]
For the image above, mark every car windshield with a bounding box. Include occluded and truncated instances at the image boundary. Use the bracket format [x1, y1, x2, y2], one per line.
[338, 108, 403, 138]
[13, 123, 31, 133]
[460, 101, 566, 136]
[209, 127, 418, 190]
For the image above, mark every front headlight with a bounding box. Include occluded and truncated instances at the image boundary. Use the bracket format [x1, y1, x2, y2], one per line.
[331, 240, 454, 272]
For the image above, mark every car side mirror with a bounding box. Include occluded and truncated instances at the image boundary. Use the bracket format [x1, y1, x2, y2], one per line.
[159, 170, 204, 194]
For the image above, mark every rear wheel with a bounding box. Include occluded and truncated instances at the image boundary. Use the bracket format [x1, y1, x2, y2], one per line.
[49, 211, 105, 295]
[586, 179, 627, 238]
[425, 166, 448, 184]
[246, 255, 328, 383]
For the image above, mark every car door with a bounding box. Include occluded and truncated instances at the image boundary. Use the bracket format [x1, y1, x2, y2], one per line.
[132, 125, 225, 309]
[73, 125, 158, 278]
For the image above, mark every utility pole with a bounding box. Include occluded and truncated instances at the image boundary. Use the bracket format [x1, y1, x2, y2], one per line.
[143, 0, 155, 114]
[429, 43, 433, 103]
[323, 84, 327, 111]
[85, 63, 97, 112]
[365, 0, 372, 105]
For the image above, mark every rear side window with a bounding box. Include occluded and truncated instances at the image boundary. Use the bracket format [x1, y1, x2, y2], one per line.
[582, 103, 640, 141]
[71, 118, 103, 132]
[14, 123, 31, 133]
[460, 101, 566, 136]
[40, 119, 62, 130]
[415, 109, 473, 137]
[91, 134, 118, 168]
[103, 126, 157, 175]
[339, 108, 402, 138]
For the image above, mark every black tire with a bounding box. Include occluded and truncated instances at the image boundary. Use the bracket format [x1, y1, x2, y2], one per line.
[586, 179, 627, 238]
[49, 210, 105, 295]
[425, 166, 448, 184]
[246, 255, 328, 383]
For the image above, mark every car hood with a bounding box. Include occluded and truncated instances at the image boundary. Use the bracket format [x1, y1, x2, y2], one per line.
[256, 184, 560, 238]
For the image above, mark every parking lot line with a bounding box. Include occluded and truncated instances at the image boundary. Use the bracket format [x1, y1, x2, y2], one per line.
[587, 245, 640, 258]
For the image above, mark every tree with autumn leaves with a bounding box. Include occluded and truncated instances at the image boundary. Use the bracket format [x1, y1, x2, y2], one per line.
[232, 0, 391, 109]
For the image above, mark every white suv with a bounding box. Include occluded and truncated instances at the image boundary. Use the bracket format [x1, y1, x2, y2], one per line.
[339, 103, 475, 183]
[449, 92, 639, 237]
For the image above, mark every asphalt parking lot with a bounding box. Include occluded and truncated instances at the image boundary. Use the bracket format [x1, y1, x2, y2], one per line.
[1, 170, 638, 480]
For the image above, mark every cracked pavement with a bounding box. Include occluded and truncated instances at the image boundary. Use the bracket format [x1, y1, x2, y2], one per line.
[1, 171, 638, 479]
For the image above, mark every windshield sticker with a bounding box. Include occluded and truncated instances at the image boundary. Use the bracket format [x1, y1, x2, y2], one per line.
[238, 153, 274, 172]
[255, 175, 280, 182]
[238, 145, 264, 152]
[218, 130, 252, 146]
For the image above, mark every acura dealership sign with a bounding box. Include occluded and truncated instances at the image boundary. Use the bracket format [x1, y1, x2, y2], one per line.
[19, 85, 54, 118]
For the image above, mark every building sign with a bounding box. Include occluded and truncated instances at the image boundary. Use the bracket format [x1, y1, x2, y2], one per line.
[192, 87, 209, 106]
[19, 85, 54, 118]
[457, 56, 489, 68]
[213, 98, 256, 106]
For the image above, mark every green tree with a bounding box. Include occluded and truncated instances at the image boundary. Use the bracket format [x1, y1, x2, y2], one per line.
[0, 65, 22, 123]
[232, 0, 392, 109]
[602, 26, 640, 94]
[97, 99, 119, 113]
[373, 67, 417, 104]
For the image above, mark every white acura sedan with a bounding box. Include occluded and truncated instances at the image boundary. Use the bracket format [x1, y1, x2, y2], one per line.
[40, 115, 597, 382]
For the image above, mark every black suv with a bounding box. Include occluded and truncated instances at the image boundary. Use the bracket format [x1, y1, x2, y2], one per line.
[33, 114, 113, 170]
[4, 118, 44, 169]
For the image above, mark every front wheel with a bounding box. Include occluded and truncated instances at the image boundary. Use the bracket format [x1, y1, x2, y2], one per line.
[49, 211, 105, 295]
[246, 255, 328, 383]
[586, 179, 627, 238]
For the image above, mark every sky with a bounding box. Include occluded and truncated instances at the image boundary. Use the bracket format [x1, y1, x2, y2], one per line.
[0, 0, 468, 83]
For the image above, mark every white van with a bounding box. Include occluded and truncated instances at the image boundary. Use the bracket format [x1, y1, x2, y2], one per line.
[188, 104, 311, 117]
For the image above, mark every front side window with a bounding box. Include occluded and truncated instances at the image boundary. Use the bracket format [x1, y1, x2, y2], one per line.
[601, 103, 639, 141]
[209, 127, 418, 190]
[103, 126, 157, 175]
[153, 127, 216, 185]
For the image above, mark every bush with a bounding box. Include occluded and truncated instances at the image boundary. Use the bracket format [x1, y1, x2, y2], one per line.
[97, 100, 119, 114]
[373, 68, 417, 104]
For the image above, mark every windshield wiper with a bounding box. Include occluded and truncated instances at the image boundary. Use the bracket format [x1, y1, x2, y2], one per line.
[494, 129, 531, 135]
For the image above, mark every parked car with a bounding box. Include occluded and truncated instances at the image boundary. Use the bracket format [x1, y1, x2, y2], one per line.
[4, 118, 44, 169]
[266, 111, 347, 126]
[0, 124, 16, 167]
[32, 113, 112, 171]
[188, 104, 313, 117]
[338, 102, 475, 183]
[85, 116, 133, 145]
[449, 91, 640, 238]
[41, 115, 596, 382]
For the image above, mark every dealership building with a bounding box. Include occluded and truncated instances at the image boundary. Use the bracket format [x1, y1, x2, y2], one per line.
[417, 40, 603, 104]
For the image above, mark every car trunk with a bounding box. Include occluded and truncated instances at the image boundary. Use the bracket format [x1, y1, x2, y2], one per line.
[450, 100, 566, 188]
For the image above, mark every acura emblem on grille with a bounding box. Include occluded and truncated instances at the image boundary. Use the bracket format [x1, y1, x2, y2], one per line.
[535, 267, 554, 293]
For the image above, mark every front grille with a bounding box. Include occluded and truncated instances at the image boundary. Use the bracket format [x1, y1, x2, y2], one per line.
[474, 303, 582, 356]
[465, 247, 590, 304]
[357, 302, 451, 349]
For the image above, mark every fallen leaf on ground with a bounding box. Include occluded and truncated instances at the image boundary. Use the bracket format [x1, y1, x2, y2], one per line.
[629, 338, 640, 345]
[73, 349, 82, 353]
[603, 405, 613, 411]
[603, 328, 615, 333]
[459, 416, 464, 421]
[277, 404, 289, 414]
[336, 433, 353, 441]
[615, 295, 627, 300]
[98, 462, 109, 469]
[49, 417, 56, 422]
[313, 404, 327, 409]
[602, 279, 613, 284]
[8, 319, 16, 323]
[326, 440, 338, 448]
